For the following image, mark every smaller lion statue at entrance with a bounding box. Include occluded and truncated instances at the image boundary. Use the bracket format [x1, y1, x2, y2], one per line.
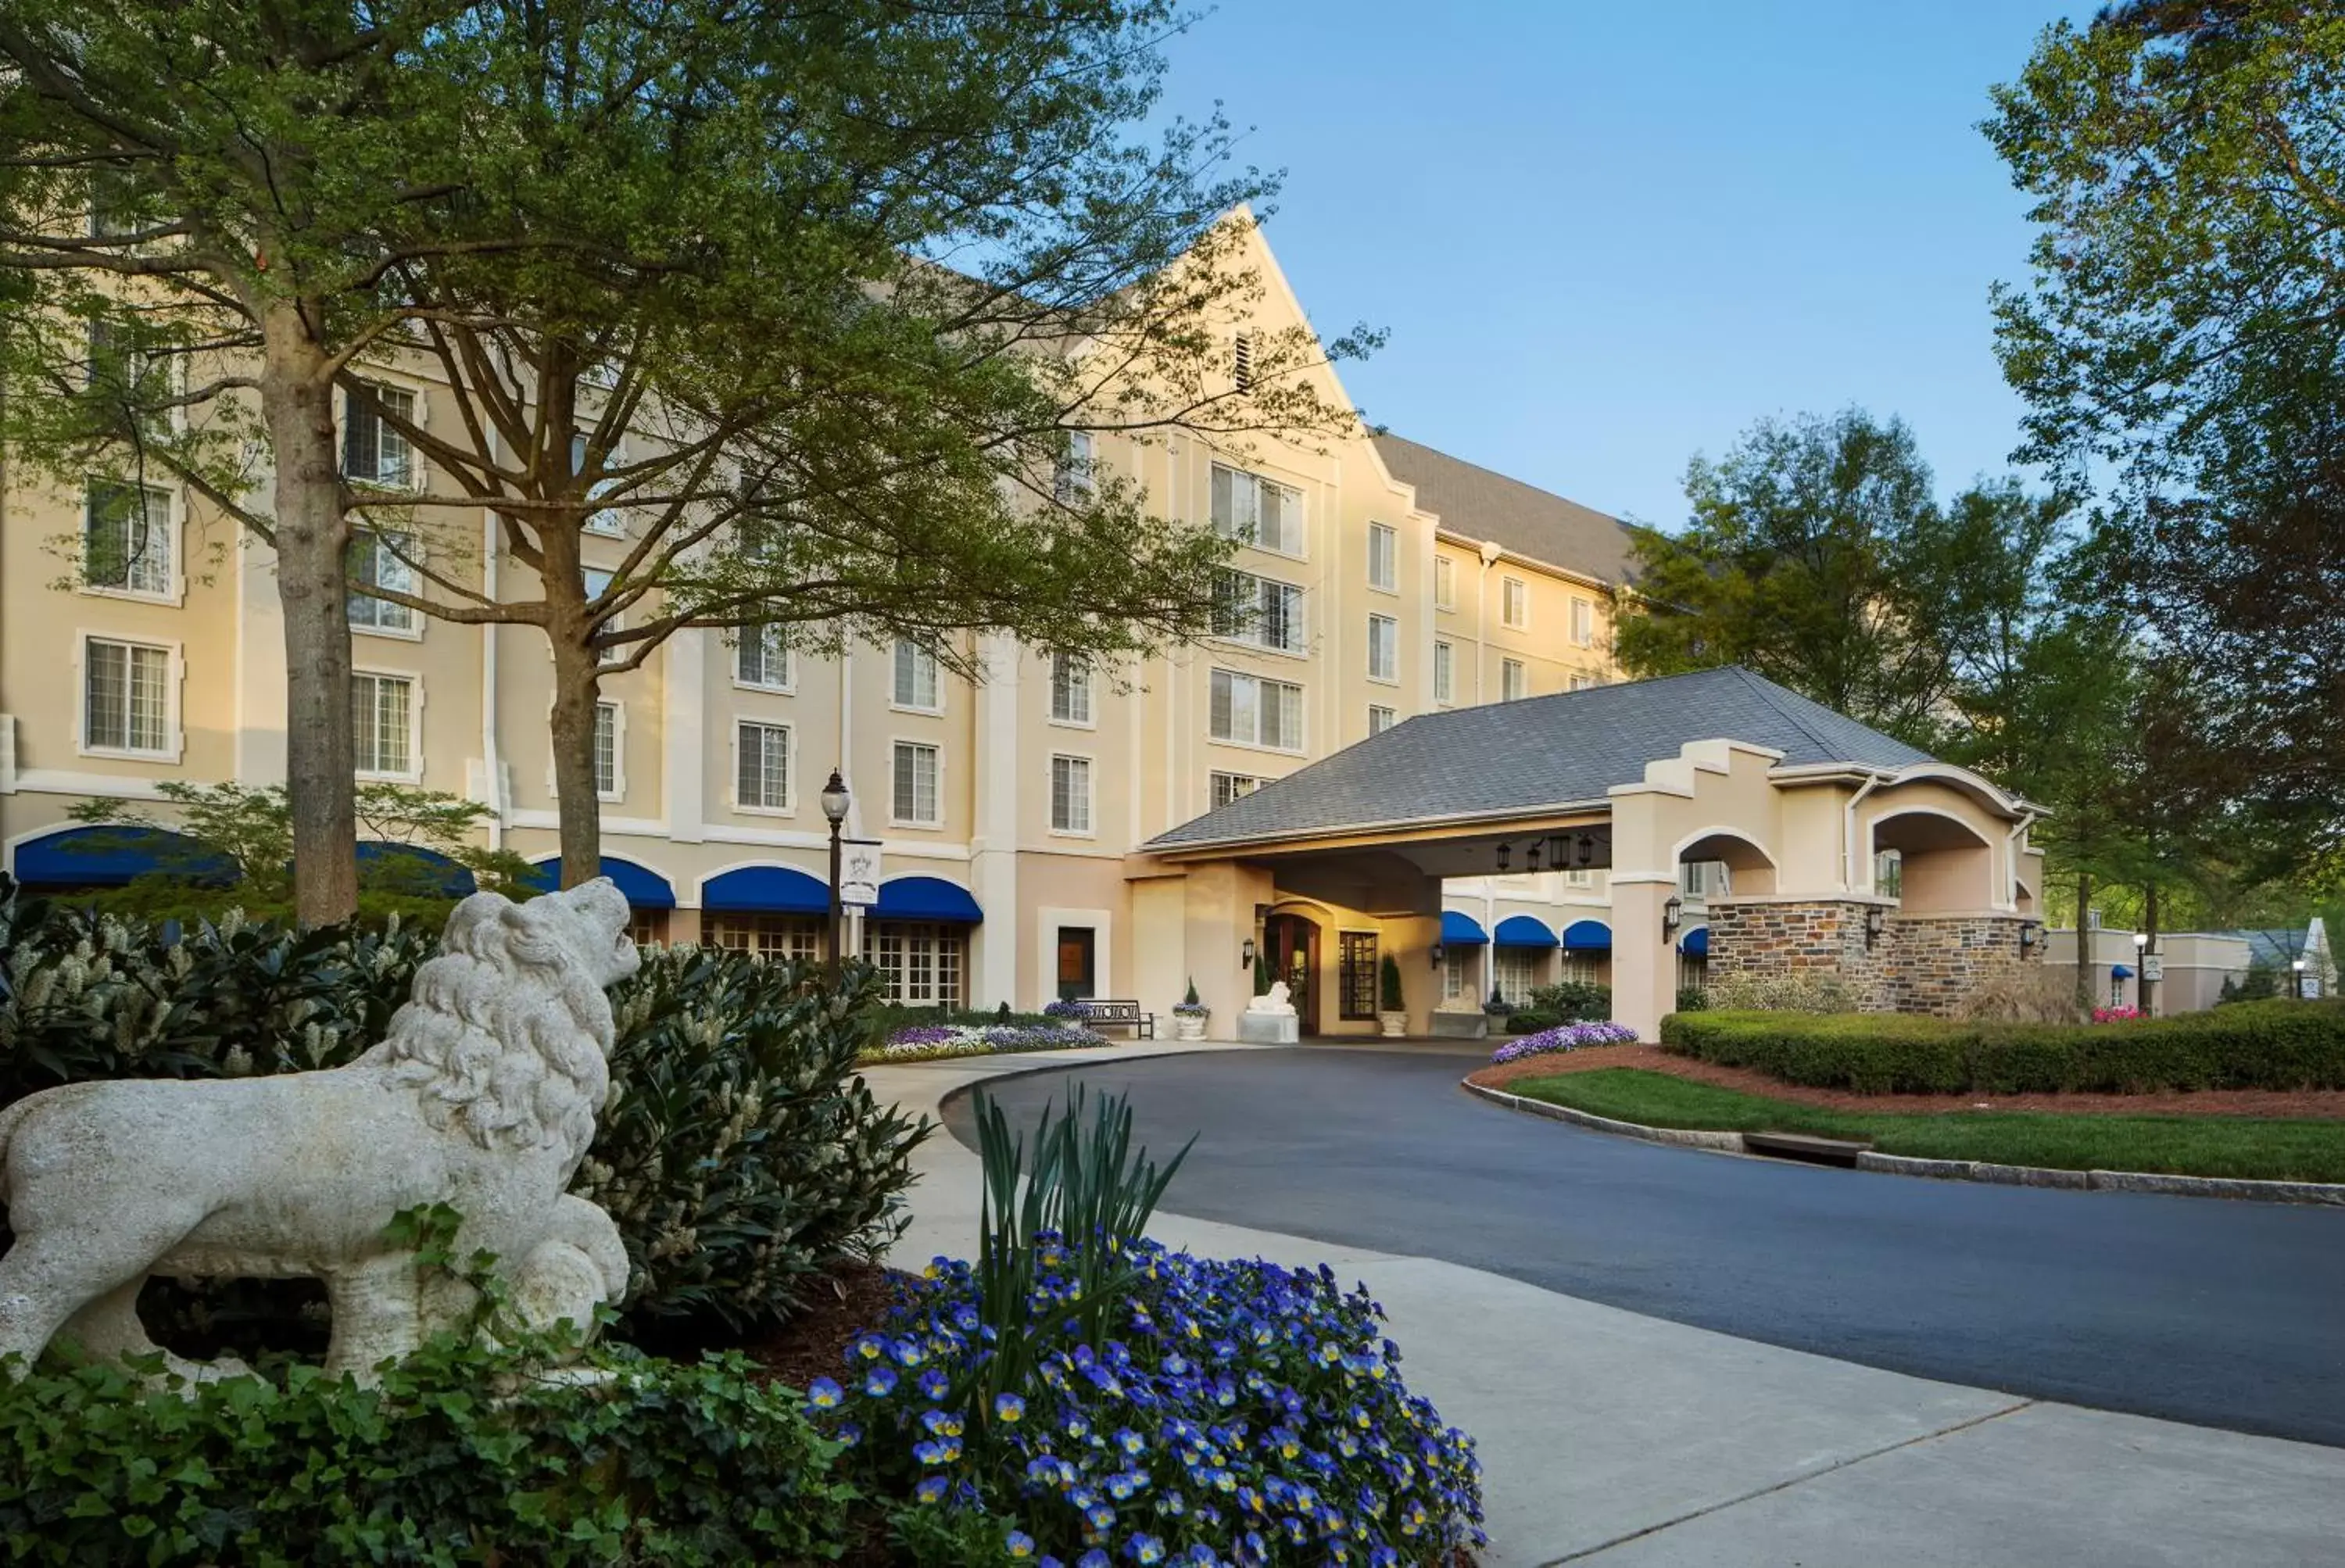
[0, 879, 639, 1385]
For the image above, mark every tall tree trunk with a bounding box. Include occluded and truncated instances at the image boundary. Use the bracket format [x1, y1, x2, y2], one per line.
[548, 639, 604, 888]
[2075, 869, 2094, 1011]
[261, 299, 358, 926]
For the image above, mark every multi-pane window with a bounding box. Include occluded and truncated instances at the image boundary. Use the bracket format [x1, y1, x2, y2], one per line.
[348, 531, 420, 633]
[1570, 672, 1596, 691]
[1443, 946, 1476, 1004]
[711, 914, 821, 964]
[1212, 570, 1308, 653]
[352, 672, 414, 775]
[1434, 555, 1456, 610]
[343, 385, 415, 488]
[1501, 659, 1527, 701]
[737, 720, 790, 810]
[1210, 771, 1264, 809]
[1564, 868, 1596, 889]
[1368, 704, 1397, 736]
[1874, 850, 1904, 900]
[1208, 669, 1303, 751]
[1433, 640, 1455, 705]
[1210, 464, 1304, 555]
[1050, 653, 1092, 724]
[1495, 947, 1541, 1006]
[893, 639, 940, 711]
[593, 702, 620, 795]
[83, 480, 171, 596]
[1338, 931, 1380, 1021]
[1366, 614, 1398, 682]
[84, 637, 170, 754]
[573, 432, 627, 535]
[84, 320, 175, 434]
[1050, 754, 1092, 833]
[1680, 860, 1731, 898]
[1571, 596, 1595, 647]
[1054, 431, 1094, 503]
[737, 624, 791, 689]
[1501, 576, 1528, 629]
[893, 740, 940, 824]
[581, 568, 624, 665]
[875, 922, 964, 1008]
[1367, 522, 1397, 592]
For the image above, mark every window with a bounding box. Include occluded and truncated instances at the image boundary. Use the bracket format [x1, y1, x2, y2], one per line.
[1443, 946, 1476, 1004]
[1874, 849, 1904, 900]
[1564, 867, 1596, 889]
[1367, 522, 1397, 592]
[352, 672, 414, 776]
[1212, 569, 1308, 653]
[1366, 614, 1398, 682]
[1210, 464, 1305, 555]
[1495, 947, 1541, 1007]
[737, 624, 791, 689]
[875, 922, 964, 1008]
[1054, 431, 1094, 503]
[83, 480, 171, 597]
[1367, 704, 1396, 736]
[893, 639, 940, 711]
[1433, 640, 1455, 705]
[1208, 668, 1303, 751]
[1338, 931, 1380, 1021]
[1559, 951, 1602, 985]
[1050, 754, 1092, 833]
[84, 637, 170, 754]
[711, 914, 820, 964]
[342, 385, 414, 488]
[737, 720, 790, 811]
[85, 320, 176, 434]
[1501, 576, 1528, 629]
[593, 702, 620, 795]
[1501, 659, 1527, 701]
[581, 568, 623, 664]
[1571, 596, 1595, 648]
[1570, 672, 1595, 692]
[893, 740, 940, 824]
[1210, 771, 1264, 809]
[1231, 331, 1254, 393]
[1680, 860, 1730, 898]
[348, 530, 420, 633]
[1434, 555, 1456, 610]
[1050, 653, 1092, 725]
[575, 433, 627, 535]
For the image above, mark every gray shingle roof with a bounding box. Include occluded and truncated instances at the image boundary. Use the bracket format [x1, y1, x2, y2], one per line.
[1150, 666, 1938, 850]
[1373, 432, 1642, 586]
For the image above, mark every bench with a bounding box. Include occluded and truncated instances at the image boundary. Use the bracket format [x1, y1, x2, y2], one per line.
[1078, 1000, 1155, 1039]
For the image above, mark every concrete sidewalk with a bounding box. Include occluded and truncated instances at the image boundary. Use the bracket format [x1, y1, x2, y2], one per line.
[862, 1042, 2345, 1566]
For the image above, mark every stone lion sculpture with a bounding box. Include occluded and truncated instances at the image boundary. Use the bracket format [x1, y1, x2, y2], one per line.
[0, 878, 639, 1384]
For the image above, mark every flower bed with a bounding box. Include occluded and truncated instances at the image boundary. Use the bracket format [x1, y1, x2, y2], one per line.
[2092, 1007, 2144, 1024]
[810, 1237, 1484, 1565]
[1490, 1019, 1639, 1065]
[868, 1022, 1107, 1064]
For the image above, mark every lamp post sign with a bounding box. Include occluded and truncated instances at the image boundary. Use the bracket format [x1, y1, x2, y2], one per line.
[839, 839, 883, 908]
[2140, 954, 2164, 984]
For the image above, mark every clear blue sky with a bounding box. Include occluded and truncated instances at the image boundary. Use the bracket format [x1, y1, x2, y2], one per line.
[1154, 2, 2086, 528]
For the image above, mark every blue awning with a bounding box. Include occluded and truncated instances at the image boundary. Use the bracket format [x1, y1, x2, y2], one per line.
[12, 825, 228, 886]
[1562, 919, 1613, 952]
[703, 865, 829, 914]
[2111, 963, 2134, 979]
[872, 875, 983, 923]
[1494, 914, 1559, 950]
[1678, 925, 1709, 958]
[1441, 911, 1488, 947]
[524, 856, 676, 910]
[357, 842, 477, 897]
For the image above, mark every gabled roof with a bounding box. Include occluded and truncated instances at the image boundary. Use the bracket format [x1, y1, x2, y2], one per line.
[1373, 432, 1642, 587]
[1148, 666, 1937, 850]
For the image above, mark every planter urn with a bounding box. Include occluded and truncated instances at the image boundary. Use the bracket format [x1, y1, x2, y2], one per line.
[1377, 1010, 1409, 1038]
[1173, 1012, 1209, 1041]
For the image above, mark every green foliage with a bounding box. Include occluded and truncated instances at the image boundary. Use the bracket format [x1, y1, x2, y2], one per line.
[0, 1337, 854, 1566]
[867, 1003, 1064, 1038]
[1379, 951, 1405, 1012]
[1675, 986, 1710, 1013]
[1529, 979, 1611, 1022]
[1183, 976, 1201, 1008]
[2223, 962, 2285, 1005]
[1661, 1001, 2345, 1096]
[1706, 971, 1860, 1015]
[1504, 1010, 1559, 1034]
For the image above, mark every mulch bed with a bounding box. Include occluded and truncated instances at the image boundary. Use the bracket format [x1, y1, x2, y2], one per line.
[735, 1262, 911, 1392]
[1468, 1043, 2345, 1120]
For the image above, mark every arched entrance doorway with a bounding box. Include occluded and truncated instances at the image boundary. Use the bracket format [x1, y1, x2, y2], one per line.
[1262, 911, 1320, 1036]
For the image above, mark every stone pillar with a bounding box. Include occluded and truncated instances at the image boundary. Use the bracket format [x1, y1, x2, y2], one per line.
[1609, 875, 1677, 1042]
[1706, 898, 1892, 1011]
[1882, 914, 2036, 1015]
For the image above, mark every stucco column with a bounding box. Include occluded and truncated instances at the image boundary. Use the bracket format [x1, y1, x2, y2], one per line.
[1609, 875, 1677, 1042]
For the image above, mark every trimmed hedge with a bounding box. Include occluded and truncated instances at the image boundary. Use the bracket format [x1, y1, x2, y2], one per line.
[1660, 1000, 2345, 1095]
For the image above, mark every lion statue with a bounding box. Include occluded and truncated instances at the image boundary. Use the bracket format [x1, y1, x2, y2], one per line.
[0, 878, 639, 1385]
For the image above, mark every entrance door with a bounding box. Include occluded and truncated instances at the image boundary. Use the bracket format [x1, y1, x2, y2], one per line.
[1262, 912, 1319, 1036]
[1056, 925, 1097, 1001]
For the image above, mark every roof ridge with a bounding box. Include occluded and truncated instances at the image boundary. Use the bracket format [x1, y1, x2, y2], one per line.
[1726, 667, 1848, 760]
[1374, 431, 1626, 524]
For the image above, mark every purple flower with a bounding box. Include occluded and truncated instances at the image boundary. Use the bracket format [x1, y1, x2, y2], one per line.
[1488, 1020, 1639, 1064]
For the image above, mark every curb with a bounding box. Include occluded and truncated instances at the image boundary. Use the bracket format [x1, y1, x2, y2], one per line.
[1460, 1077, 2345, 1206]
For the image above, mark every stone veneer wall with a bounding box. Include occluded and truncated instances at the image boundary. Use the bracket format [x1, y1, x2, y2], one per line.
[1881, 915, 2041, 1016]
[1705, 900, 1890, 1011]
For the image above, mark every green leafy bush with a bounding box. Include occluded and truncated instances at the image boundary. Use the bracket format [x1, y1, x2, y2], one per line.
[1674, 986, 1710, 1013]
[1505, 1008, 1561, 1034]
[1528, 979, 1610, 1022]
[0, 1339, 854, 1566]
[1705, 971, 1859, 1013]
[1661, 1000, 2345, 1095]
[1380, 951, 1405, 1011]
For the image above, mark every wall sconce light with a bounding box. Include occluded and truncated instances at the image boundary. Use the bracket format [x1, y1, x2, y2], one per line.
[1526, 839, 1544, 872]
[1495, 842, 1511, 873]
[1662, 894, 1683, 937]
[1430, 942, 1446, 971]
[1573, 833, 1597, 868]
[2018, 920, 2042, 957]
[1865, 905, 1887, 949]
[1240, 936, 1256, 972]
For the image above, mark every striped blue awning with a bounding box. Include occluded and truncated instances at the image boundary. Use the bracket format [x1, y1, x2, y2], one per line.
[872, 875, 983, 923]
[524, 856, 676, 910]
[1562, 919, 1613, 952]
[1494, 915, 1559, 950]
[1441, 911, 1488, 947]
[702, 865, 829, 914]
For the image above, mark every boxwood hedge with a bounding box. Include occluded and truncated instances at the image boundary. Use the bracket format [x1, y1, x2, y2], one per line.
[1659, 1000, 2345, 1095]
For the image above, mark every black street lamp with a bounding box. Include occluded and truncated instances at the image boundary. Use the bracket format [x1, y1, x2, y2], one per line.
[821, 768, 851, 981]
[2293, 957, 2308, 1000]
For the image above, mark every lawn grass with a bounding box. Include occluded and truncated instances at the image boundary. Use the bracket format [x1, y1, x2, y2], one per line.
[1503, 1069, 2345, 1184]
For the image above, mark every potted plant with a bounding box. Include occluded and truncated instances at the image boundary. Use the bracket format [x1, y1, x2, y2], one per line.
[1483, 986, 1513, 1026]
[1377, 953, 1409, 1037]
[1172, 977, 1211, 1041]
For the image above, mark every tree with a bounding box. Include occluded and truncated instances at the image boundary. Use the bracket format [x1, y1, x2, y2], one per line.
[1985, 0, 2345, 881]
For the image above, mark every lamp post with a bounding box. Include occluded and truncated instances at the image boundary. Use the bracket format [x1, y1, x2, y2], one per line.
[820, 769, 851, 983]
[2132, 930, 2150, 1013]
[2293, 957, 2308, 1001]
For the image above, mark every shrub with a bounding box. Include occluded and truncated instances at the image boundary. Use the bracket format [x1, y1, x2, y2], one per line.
[1674, 986, 1710, 1013]
[1504, 1008, 1560, 1034]
[1490, 1020, 1639, 1065]
[0, 1338, 854, 1566]
[1380, 952, 1405, 1012]
[1528, 979, 1610, 1022]
[1660, 999, 2345, 1095]
[1705, 970, 1859, 1014]
[1955, 965, 2087, 1025]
